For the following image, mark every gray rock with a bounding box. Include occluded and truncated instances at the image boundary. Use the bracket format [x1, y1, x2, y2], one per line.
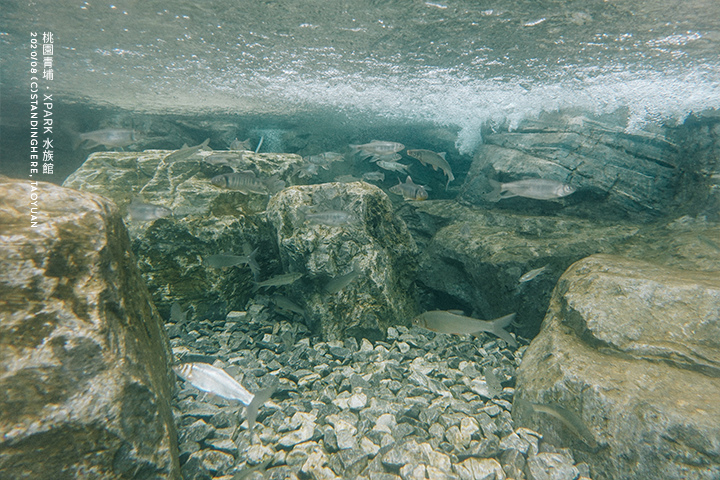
[278, 412, 317, 448]
[515, 254, 720, 480]
[265, 182, 419, 340]
[63, 148, 302, 321]
[182, 419, 215, 443]
[454, 458, 505, 480]
[458, 112, 682, 219]
[526, 453, 579, 480]
[0, 178, 179, 478]
[187, 449, 235, 475]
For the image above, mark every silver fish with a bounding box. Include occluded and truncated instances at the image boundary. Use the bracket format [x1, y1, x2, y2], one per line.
[369, 153, 402, 163]
[301, 209, 359, 226]
[229, 138, 252, 150]
[350, 140, 405, 158]
[519, 265, 549, 283]
[272, 295, 307, 318]
[362, 172, 385, 182]
[412, 310, 517, 347]
[406, 149, 455, 188]
[204, 152, 244, 166]
[165, 138, 211, 163]
[376, 160, 410, 173]
[204, 248, 259, 270]
[306, 152, 344, 166]
[77, 128, 138, 149]
[514, 397, 598, 450]
[211, 171, 270, 195]
[325, 263, 362, 293]
[173, 362, 276, 433]
[170, 302, 188, 325]
[389, 176, 428, 201]
[499, 179, 576, 200]
[127, 199, 172, 221]
[254, 272, 303, 290]
[334, 175, 361, 183]
[173, 362, 254, 404]
[292, 163, 320, 178]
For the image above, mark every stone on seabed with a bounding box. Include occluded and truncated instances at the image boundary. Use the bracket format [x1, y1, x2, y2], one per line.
[514, 254, 720, 480]
[0, 177, 179, 478]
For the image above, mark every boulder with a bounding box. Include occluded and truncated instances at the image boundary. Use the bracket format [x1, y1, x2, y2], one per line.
[63, 147, 303, 320]
[0, 177, 179, 478]
[514, 254, 720, 480]
[458, 112, 682, 220]
[403, 200, 720, 338]
[266, 181, 419, 340]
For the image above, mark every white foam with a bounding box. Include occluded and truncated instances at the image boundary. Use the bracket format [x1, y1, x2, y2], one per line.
[244, 64, 719, 154]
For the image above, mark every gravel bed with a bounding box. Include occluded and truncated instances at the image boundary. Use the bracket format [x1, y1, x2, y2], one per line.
[168, 298, 592, 480]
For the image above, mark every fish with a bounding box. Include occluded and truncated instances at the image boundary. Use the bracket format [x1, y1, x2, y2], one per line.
[325, 263, 362, 293]
[376, 160, 410, 173]
[170, 302, 188, 325]
[362, 172, 385, 182]
[165, 138, 211, 163]
[127, 198, 172, 221]
[306, 152, 344, 166]
[292, 163, 320, 178]
[210, 171, 272, 195]
[173, 362, 276, 433]
[514, 397, 599, 450]
[334, 175, 361, 183]
[519, 264, 549, 283]
[484, 366, 503, 398]
[77, 128, 138, 149]
[253, 272, 304, 290]
[204, 152, 244, 166]
[389, 176, 428, 201]
[350, 140, 405, 159]
[496, 179, 576, 201]
[204, 248, 259, 271]
[412, 310, 518, 347]
[369, 153, 402, 163]
[272, 295, 307, 318]
[230, 138, 252, 150]
[299, 209, 359, 226]
[406, 149, 455, 189]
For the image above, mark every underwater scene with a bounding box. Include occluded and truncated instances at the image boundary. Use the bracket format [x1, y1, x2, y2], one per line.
[1, 1, 720, 479]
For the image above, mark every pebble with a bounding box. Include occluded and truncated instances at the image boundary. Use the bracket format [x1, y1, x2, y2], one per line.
[171, 300, 593, 479]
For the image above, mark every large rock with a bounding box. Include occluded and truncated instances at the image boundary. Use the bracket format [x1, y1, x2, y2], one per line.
[0, 177, 179, 478]
[63, 147, 302, 320]
[514, 254, 720, 480]
[458, 112, 683, 220]
[266, 181, 419, 340]
[402, 200, 720, 338]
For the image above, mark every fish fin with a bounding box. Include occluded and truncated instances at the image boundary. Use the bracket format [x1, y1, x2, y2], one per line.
[199, 138, 211, 150]
[447, 309, 465, 315]
[245, 378, 277, 434]
[439, 152, 447, 159]
[485, 313, 518, 347]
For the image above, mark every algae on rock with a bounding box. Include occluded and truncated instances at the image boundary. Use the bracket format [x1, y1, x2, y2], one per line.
[63, 148, 303, 320]
[514, 254, 720, 480]
[0, 177, 179, 479]
[266, 181, 419, 340]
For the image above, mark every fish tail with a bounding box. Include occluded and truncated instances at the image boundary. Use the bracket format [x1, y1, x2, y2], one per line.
[247, 248, 261, 281]
[245, 380, 277, 434]
[489, 313, 518, 347]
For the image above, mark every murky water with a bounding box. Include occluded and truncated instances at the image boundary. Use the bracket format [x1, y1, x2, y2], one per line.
[1, 0, 719, 174]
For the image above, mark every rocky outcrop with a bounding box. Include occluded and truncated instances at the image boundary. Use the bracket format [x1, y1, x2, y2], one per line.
[458, 112, 683, 220]
[63, 147, 303, 321]
[266, 181, 419, 340]
[514, 254, 720, 480]
[0, 177, 179, 479]
[401, 200, 720, 339]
